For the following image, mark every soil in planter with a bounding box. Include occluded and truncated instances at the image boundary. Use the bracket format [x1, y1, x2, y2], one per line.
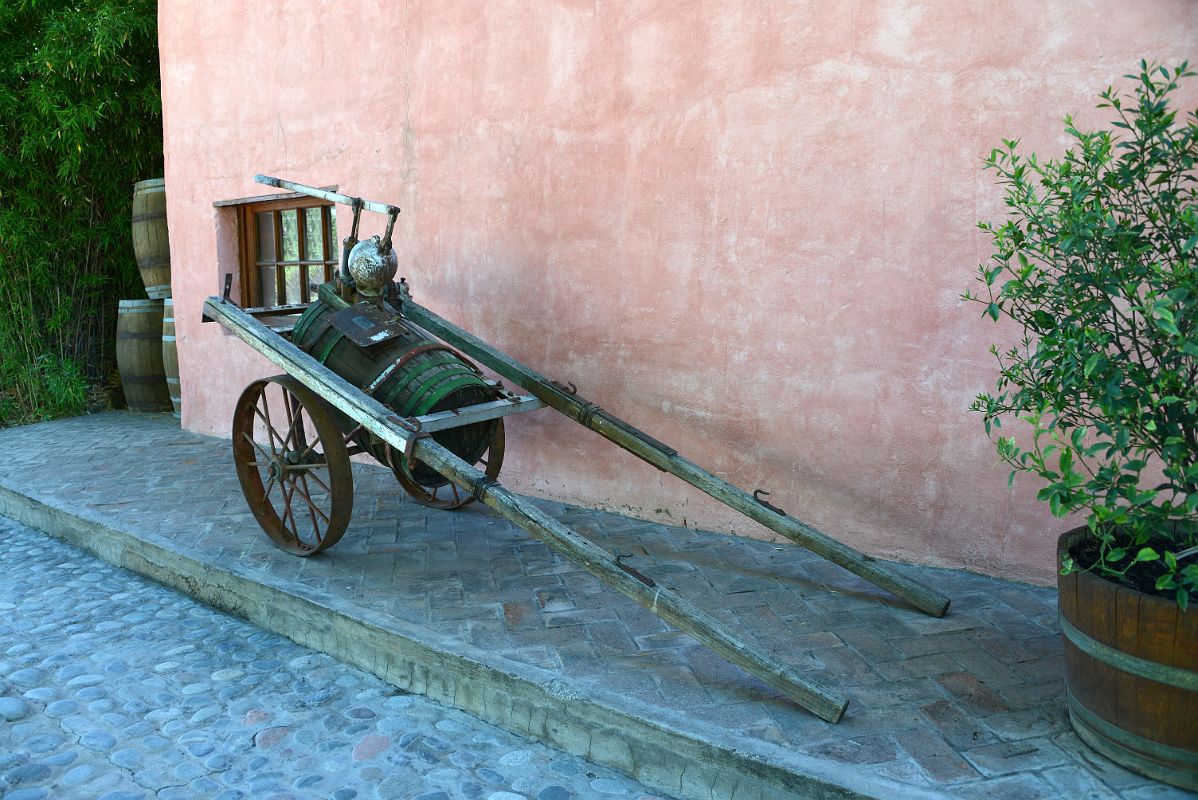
[1068, 533, 1191, 599]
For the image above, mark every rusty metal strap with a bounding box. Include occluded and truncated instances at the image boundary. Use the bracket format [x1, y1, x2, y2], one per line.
[367, 343, 483, 396]
[471, 475, 500, 503]
[577, 401, 602, 429]
[614, 553, 656, 587]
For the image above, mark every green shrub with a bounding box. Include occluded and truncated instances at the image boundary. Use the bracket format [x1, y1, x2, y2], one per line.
[968, 62, 1198, 607]
[0, 0, 162, 426]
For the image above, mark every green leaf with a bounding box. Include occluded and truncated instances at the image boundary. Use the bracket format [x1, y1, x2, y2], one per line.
[987, 302, 1001, 321]
[1133, 547, 1160, 563]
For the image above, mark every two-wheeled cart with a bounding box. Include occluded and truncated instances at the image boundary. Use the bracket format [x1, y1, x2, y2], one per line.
[203, 175, 950, 724]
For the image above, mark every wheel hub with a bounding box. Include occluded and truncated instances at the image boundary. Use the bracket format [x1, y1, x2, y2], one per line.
[267, 454, 288, 480]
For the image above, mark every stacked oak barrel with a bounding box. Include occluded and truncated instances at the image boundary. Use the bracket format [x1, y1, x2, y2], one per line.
[116, 178, 181, 418]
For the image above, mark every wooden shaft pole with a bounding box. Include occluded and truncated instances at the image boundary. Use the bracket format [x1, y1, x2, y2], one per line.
[402, 299, 950, 618]
[413, 438, 848, 722]
[204, 296, 848, 721]
[254, 175, 400, 216]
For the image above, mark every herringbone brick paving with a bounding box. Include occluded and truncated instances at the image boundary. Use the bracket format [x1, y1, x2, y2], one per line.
[0, 412, 1188, 798]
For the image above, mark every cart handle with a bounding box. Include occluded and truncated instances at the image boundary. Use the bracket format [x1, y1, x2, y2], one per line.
[255, 174, 400, 217]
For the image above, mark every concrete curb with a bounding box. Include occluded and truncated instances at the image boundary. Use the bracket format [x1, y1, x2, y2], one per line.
[0, 480, 948, 800]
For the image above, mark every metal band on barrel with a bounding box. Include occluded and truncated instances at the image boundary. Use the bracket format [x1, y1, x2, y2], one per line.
[1059, 614, 1198, 690]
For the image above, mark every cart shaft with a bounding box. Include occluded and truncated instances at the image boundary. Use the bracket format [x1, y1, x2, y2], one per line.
[401, 298, 950, 618]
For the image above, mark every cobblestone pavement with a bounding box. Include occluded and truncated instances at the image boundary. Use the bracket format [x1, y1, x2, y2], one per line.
[0, 517, 671, 800]
[0, 412, 1193, 799]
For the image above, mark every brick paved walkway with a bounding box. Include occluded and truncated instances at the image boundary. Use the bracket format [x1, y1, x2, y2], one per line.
[0, 412, 1188, 799]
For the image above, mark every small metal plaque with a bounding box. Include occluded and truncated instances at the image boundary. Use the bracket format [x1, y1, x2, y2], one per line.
[328, 303, 407, 348]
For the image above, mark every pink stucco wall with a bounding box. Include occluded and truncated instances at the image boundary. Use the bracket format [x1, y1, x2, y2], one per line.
[159, 1, 1198, 584]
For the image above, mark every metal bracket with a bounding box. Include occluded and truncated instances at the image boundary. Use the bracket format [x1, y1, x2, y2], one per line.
[613, 552, 656, 587]
[471, 475, 500, 503]
[222, 273, 233, 304]
[753, 489, 786, 516]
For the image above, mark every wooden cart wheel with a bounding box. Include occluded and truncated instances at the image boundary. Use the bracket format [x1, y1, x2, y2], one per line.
[389, 419, 505, 510]
[232, 375, 353, 555]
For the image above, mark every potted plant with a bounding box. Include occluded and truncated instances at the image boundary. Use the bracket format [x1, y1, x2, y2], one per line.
[967, 61, 1198, 790]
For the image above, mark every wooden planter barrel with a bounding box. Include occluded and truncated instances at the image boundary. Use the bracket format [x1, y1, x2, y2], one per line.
[291, 284, 496, 485]
[132, 178, 171, 299]
[162, 298, 182, 419]
[1058, 527, 1198, 790]
[116, 299, 172, 412]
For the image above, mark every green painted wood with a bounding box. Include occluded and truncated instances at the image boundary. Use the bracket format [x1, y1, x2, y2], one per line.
[401, 297, 951, 618]
[204, 295, 849, 722]
[290, 285, 495, 483]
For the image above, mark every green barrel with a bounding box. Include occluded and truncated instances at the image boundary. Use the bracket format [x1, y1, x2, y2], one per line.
[292, 283, 496, 485]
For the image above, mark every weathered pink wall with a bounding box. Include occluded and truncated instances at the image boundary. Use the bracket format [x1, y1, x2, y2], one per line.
[159, 0, 1198, 584]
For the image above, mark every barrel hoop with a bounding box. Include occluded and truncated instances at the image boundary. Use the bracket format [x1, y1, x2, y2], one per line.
[137, 255, 171, 269]
[162, 335, 177, 343]
[117, 333, 163, 341]
[291, 307, 320, 345]
[131, 212, 168, 223]
[166, 377, 181, 386]
[315, 328, 345, 364]
[414, 374, 487, 416]
[1059, 614, 1198, 691]
[382, 359, 454, 410]
[1067, 691, 1198, 780]
[367, 344, 461, 395]
[118, 300, 163, 310]
[398, 363, 474, 413]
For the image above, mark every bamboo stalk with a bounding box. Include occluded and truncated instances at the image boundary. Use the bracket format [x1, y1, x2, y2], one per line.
[401, 299, 950, 618]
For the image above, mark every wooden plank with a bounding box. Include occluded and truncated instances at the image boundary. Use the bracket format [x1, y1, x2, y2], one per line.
[213, 185, 338, 208]
[204, 296, 849, 721]
[412, 395, 544, 433]
[401, 298, 951, 618]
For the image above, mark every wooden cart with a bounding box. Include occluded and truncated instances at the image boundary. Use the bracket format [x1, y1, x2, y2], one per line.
[203, 175, 951, 724]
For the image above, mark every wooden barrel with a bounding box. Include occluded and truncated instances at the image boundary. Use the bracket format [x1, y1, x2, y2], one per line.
[292, 282, 496, 484]
[1058, 527, 1198, 790]
[162, 298, 182, 419]
[116, 299, 172, 412]
[132, 178, 171, 299]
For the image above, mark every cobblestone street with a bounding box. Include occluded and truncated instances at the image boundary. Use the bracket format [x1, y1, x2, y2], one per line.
[0, 517, 668, 800]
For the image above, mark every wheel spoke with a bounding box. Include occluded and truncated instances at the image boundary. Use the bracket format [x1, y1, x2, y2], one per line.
[280, 478, 301, 546]
[242, 432, 272, 462]
[450, 483, 461, 504]
[342, 424, 364, 445]
[280, 392, 304, 452]
[254, 396, 284, 454]
[296, 473, 323, 542]
[294, 473, 330, 525]
[261, 475, 277, 509]
[305, 469, 333, 495]
[295, 431, 325, 462]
